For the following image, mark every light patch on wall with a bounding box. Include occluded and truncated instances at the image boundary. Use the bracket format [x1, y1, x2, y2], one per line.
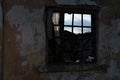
[106, 60, 120, 80]
[7, 6, 46, 56]
[98, 19, 120, 66]
[21, 61, 28, 66]
[99, 19, 120, 54]
[108, 19, 120, 54]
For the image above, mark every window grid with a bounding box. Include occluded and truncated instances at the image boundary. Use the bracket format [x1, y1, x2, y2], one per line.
[52, 12, 93, 63]
[64, 13, 91, 34]
[46, 6, 98, 65]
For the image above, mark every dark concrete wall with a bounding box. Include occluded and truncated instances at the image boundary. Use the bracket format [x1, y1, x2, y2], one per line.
[0, 1, 2, 80]
[3, 0, 120, 80]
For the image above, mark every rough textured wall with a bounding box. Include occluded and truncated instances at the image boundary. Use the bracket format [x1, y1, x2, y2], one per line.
[0, 3, 2, 80]
[4, 3, 46, 80]
[3, 0, 120, 80]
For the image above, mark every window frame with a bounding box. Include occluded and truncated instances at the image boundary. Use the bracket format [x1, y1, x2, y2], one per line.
[45, 5, 99, 67]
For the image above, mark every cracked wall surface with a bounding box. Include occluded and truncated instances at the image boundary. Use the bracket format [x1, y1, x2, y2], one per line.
[3, 0, 120, 80]
[0, 2, 2, 80]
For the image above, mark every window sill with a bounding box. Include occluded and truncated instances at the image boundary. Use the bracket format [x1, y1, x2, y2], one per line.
[38, 64, 108, 73]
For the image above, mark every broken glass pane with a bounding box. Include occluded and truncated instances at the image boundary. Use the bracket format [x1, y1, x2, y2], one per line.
[64, 27, 72, 32]
[73, 27, 82, 34]
[83, 28, 91, 33]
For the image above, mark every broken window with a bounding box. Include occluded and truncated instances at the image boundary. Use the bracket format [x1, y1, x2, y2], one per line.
[46, 6, 98, 65]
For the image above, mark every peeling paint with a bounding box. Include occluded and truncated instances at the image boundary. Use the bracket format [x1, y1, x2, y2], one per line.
[100, 7, 120, 26]
[106, 60, 120, 80]
[7, 5, 46, 56]
[99, 19, 120, 54]
[3, 0, 120, 80]
[108, 19, 120, 53]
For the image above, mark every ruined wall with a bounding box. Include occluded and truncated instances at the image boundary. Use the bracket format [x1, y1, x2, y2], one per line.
[3, 0, 120, 80]
[0, 1, 2, 80]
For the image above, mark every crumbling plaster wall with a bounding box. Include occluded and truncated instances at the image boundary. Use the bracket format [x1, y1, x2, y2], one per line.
[0, 1, 2, 80]
[3, 0, 120, 80]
